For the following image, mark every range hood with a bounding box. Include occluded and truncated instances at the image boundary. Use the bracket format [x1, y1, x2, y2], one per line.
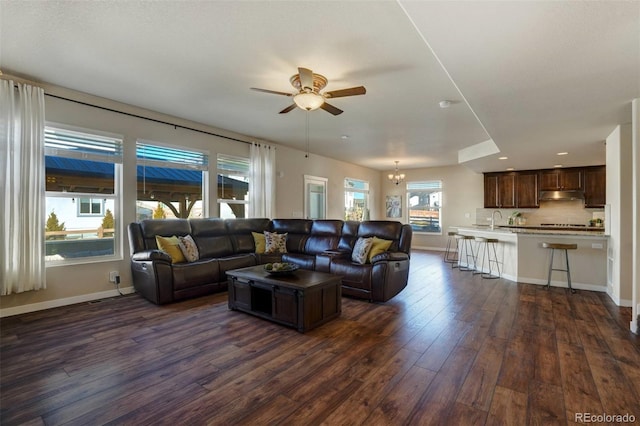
[539, 190, 585, 201]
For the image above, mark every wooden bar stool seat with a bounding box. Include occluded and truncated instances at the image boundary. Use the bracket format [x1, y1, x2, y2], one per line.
[475, 236, 501, 279]
[543, 242, 578, 293]
[455, 234, 475, 271]
[444, 231, 459, 267]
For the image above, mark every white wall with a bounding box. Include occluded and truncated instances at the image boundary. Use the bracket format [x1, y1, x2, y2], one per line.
[381, 164, 484, 250]
[606, 124, 634, 306]
[275, 146, 382, 220]
[633, 99, 639, 333]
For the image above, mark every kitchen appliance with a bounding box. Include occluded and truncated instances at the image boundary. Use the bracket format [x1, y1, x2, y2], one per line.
[538, 190, 585, 201]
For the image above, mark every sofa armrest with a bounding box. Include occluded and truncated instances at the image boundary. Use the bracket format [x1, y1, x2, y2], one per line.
[371, 251, 409, 263]
[316, 249, 350, 273]
[132, 250, 172, 263]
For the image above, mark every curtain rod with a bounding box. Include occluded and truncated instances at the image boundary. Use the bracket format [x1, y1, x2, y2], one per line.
[1, 73, 252, 145]
[44, 93, 252, 145]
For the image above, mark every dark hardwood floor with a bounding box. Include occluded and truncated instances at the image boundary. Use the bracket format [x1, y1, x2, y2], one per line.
[1, 250, 639, 425]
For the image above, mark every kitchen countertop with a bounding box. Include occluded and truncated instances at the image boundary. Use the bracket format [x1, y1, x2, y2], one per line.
[456, 225, 607, 237]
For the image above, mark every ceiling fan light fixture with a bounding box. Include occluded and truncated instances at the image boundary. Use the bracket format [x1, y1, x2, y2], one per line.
[293, 92, 324, 111]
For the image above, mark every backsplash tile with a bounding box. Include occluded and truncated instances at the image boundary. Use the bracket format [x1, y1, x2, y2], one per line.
[476, 200, 605, 227]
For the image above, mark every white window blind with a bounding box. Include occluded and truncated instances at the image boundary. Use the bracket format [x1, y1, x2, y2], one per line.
[45, 127, 123, 163]
[137, 142, 209, 170]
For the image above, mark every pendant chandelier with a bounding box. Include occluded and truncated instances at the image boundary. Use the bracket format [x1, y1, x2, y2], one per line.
[388, 161, 405, 185]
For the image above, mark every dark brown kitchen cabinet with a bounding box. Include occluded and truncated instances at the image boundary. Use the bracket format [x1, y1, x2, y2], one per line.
[584, 165, 606, 208]
[540, 168, 583, 191]
[484, 174, 499, 208]
[515, 172, 539, 208]
[484, 173, 515, 208]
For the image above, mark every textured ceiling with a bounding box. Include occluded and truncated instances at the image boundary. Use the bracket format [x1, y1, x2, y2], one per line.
[1, 1, 638, 173]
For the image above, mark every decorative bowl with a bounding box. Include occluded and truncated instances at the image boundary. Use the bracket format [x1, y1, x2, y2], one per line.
[264, 262, 299, 275]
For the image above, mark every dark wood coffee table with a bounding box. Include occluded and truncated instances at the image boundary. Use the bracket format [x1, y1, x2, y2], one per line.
[226, 265, 341, 332]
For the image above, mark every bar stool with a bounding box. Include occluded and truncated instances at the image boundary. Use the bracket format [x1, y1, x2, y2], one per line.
[455, 234, 475, 271]
[474, 237, 501, 279]
[444, 231, 459, 267]
[542, 242, 578, 293]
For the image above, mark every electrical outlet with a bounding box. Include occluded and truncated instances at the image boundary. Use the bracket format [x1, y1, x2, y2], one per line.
[109, 271, 119, 283]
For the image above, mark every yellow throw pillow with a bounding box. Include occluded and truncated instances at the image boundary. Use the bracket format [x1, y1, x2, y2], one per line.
[368, 237, 392, 263]
[155, 235, 186, 264]
[252, 232, 266, 254]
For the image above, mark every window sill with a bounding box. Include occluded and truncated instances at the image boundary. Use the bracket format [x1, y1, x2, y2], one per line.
[46, 254, 123, 268]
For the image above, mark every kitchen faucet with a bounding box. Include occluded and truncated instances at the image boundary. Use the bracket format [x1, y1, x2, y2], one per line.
[491, 210, 503, 230]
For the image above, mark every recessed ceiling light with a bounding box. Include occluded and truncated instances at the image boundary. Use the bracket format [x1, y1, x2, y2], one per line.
[341, 135, 349, 140]
[557, 152, 568, 156]
[439, 100, 452, 108]
[498, 156, 508, 160]
[554, 164, 563, 168]
[506, 167, 514, 171]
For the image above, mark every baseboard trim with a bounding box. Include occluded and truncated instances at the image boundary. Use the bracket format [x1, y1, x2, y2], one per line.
[0, 286, 136, 318]
[412, 245, 445, 252]
[603, 289, 634, 307]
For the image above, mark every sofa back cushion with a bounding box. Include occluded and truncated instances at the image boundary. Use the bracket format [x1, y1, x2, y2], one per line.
[270, 219, 312, 253]
[357, 221, 404, 252]
[225, 218, 271, 253]
[305, 220, 342, 255]
[338, 221, 360, 251]
[190, 218, 234, 258]
[139, 219, 192, 250]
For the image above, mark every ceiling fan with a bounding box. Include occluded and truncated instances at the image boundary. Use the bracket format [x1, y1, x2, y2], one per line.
[250, 67, 366, 116]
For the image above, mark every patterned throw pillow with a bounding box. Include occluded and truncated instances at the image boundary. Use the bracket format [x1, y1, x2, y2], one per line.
[352, 237, 374, 265]
[178, 235, 200, 262]
[252, 232, 266, 254]
[264, 231, 288, 254]
[155, 235, 186, 264]
[368, 237, 392, 263]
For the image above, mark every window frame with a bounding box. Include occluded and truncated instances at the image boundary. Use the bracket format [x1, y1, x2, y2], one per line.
[344, 177, 370, 222]
[217, 154, 250, 219]
[44, 123, 123, 266]
[136, 140, 209, 220]
[406, 180, 443, 235]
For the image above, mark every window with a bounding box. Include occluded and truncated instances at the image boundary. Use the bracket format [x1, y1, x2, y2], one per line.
[44, 125, 122, 262]
[78, 198, 103, 216]
[407, 181, 442, 233]
[217, 154, 249, 219]
[344, 178, 369, 221]
[136, 142, 208, 220]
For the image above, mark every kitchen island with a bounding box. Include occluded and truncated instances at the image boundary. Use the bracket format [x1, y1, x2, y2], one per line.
[453, 226, 608, 292]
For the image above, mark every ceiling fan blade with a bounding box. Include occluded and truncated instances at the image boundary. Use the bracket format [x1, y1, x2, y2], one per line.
[320, 102, 343, 116]
[279, 104, 297, 114]
[251, 87, 293, 97]
[324, 86, 366, 99]
[298, 67, 314, 91]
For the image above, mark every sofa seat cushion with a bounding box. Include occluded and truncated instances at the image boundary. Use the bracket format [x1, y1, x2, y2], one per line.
[330, 259, 373, 291]
[218, 254, 257, 276]
[171, 258, 220, 291]
[281, 253, 315, 270]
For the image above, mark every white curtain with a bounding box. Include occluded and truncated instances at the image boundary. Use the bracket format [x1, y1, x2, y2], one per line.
[0, 80, 46, 295]
[248, 142, 276, 218]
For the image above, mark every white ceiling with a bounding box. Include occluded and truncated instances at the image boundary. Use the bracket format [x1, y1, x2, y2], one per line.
[2, 1, 638, 173]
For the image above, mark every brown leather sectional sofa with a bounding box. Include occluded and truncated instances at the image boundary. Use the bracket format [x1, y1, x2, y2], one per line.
[128, 218, 412, 305]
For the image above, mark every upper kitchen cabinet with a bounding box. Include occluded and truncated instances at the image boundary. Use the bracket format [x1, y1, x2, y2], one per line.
[484, 173, 516, 208]
[540, 168, 583, 191]
[515, 172, 539, 208]
[583, 165, 606, 208]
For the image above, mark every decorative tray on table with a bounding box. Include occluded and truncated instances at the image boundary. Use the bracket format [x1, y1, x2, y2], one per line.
[263, 262, 299, 275]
